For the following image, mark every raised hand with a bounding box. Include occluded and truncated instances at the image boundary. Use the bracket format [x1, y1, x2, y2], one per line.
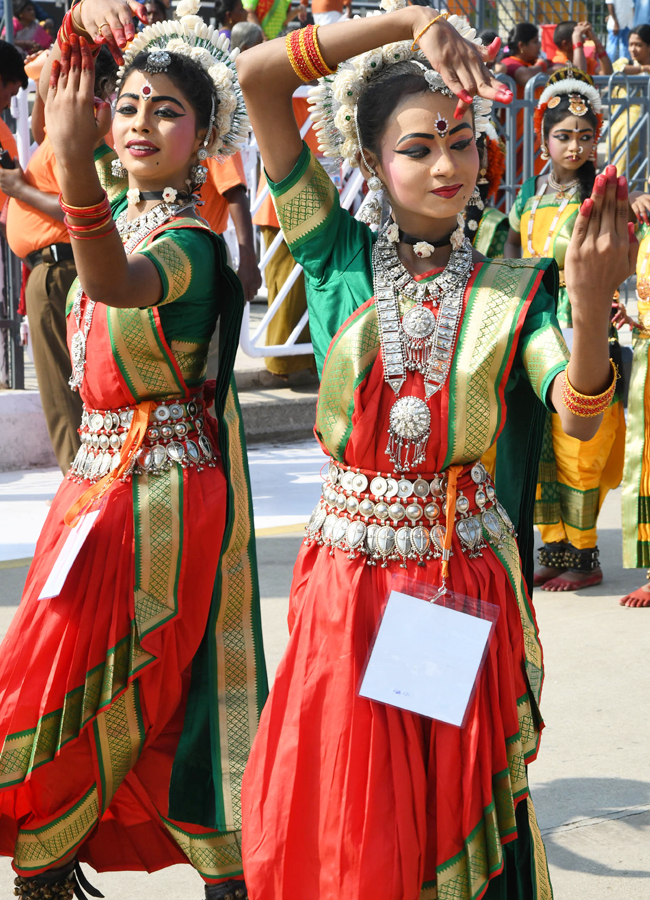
[565, 165, 638, 324]
[45, 34, 112, 167]
[414, 19, 512, 118]
[76, 0, 147, 63]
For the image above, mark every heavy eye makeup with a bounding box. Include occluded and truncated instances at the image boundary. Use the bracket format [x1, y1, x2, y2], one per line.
[550, 130, 593, 143]
[394, 124, 474, 157]
[115, 93, 186, 119]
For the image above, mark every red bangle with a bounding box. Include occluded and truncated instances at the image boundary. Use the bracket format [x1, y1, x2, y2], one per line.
[597, 49, 608, 58]
[64, 211, 114, 233]
[59, 192, 110, 218]
[573, 41, 584, 49]
[68, 221, 117, 241]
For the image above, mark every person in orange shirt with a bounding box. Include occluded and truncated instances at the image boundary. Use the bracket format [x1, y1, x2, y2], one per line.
[0, 50, 116, 473]
[0, 41, 27, 218]
[552, 20, 613, 76]
[309, 0, 351, 27]
[201, 151, 261, 301]
[253, 95, 317, 376]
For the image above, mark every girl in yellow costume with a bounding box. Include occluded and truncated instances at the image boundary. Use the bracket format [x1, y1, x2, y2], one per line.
[505, 66, 626, 592]
[615, 227, 650, 606]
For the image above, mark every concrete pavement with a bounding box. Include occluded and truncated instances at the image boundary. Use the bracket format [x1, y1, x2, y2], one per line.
[0, 448, 649, 898]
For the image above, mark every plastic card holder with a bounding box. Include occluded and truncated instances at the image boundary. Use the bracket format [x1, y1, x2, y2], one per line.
[358, 574, 499, 728]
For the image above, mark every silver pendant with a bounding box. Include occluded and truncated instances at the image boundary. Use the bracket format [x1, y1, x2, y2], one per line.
[387, 396, 431, 472]
[456, 515, 485, 558]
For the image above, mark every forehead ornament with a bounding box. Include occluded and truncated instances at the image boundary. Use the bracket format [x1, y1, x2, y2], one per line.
[547, 95, 561, 109]
[145, 49, 172, 73]
[568, 93, 588, 117]
[140, 78, 154, 99]
[434, 112, 449, 138]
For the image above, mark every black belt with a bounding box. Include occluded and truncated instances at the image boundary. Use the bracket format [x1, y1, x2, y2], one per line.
[26, 243, 74, 269]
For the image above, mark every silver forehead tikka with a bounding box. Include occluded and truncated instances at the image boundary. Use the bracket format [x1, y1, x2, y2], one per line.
[145, 49, 171, 73]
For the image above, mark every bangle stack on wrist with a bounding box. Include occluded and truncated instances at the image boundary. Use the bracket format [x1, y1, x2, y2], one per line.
[58, 1, 100, 56]
[286, 23, 336, 82]
[561, 359, 617, 417]
[60, 191, 116, 242]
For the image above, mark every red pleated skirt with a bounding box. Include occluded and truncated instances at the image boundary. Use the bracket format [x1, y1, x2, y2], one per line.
[241, 531, 538, 900]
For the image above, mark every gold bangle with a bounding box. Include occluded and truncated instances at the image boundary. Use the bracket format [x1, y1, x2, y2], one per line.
[311, 24, 336, 77]
[411, 12, 448, 52]
[561, 359, 617, 417]
[70, 0, 90, 36]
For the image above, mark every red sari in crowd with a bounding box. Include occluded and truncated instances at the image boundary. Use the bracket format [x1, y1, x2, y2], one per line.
[241, 145, 569, 900]
[0, 157, 266, 880]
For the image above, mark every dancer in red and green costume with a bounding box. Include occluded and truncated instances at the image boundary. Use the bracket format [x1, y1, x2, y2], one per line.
[0, 4, 266, 899]
[237, 7, 634, 899]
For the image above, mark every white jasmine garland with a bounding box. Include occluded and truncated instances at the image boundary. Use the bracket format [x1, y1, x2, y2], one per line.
[175, 0, 200, 17]
[308, 0, 493, 166]
[126, 188, 141, 205]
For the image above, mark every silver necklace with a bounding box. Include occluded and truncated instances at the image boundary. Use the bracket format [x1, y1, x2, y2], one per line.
[373, 228, 474, 471]
[69, 285, 96, 392]
[68, 201, 190, 392]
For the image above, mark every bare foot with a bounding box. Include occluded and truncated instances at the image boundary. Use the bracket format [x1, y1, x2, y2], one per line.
[541, 568, 603, 592]
[533, 565, 566, 587]
[619, 584, 650, 607]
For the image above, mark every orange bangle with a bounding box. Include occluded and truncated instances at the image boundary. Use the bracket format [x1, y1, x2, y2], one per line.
[411, 12, 448, 52]
[561, 360, 617, 417]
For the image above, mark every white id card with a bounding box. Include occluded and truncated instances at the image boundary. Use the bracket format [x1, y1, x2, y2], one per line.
[38, 510, 101, 601]
[359, 589, 497, 727]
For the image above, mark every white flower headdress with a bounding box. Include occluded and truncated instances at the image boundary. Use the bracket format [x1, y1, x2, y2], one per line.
[537, 64, 603, 115]
[116, 0, 250, 159]
[307, 0, 493, 167]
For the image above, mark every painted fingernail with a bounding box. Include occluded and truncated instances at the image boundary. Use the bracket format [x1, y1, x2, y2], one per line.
[617, 176, 628, 199]
[605, 164, 617, 180]
[628, 222, 638, 242]
[69, 31, 78, 44]
[487, 36, 501, 55]
[496, 88, 513, 103]
[581, 198, 594, 215]
[457, 90, 473, 104]
[453, 105, 465, 120]
[594, 175, 606, 193]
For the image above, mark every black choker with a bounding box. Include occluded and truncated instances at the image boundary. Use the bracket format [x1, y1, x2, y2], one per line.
[140, 191, 174, 201]
[399, 229, 452, 248]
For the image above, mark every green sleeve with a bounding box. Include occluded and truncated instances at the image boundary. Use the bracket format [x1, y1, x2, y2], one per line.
[518, 273, 570, 407]
[508, 177, 537, 234]
[241, 0, 257, 9]
[139, 227, 219, 346]
[267, 142, 375, 375]
[94, 143, 127, 206]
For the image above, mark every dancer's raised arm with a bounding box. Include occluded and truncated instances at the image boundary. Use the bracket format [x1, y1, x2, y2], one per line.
[236, 7, 510, 183]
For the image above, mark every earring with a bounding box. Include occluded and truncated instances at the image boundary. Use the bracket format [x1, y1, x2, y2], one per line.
[540, 143, 550, 161]
[190, 95, 216, 187]
[367, 173, 382, 192]
[450, 213, 466, 250]
[111, 158, 127, 178]
[190, 164, 208, 185]
[358, 195, 382, 227]
[468, 188, 484, 210]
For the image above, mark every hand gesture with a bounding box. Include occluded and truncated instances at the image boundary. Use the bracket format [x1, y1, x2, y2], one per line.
[76, 0, 147, 63]
[414, 18, 512, 118]
[45, 34, 112, 166]
[631, 191, 650, 226]
[565, 165, 638, 325]
[611, 299, 639, 330]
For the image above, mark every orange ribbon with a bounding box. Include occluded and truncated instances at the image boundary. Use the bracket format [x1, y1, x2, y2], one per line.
[441, 464, 463, 582]
[64, 400, 156, 528]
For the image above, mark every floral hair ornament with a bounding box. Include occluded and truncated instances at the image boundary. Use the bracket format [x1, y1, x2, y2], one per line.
[307, 0, 493, 169]
[534, 64, 603, 149]
[116, 0, 250, 160]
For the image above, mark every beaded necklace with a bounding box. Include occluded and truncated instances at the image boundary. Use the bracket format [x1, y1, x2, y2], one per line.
[526, 180, 579, 257]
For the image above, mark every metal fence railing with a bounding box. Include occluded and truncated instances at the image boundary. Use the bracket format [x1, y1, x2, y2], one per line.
[4, 27, 649, 382]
